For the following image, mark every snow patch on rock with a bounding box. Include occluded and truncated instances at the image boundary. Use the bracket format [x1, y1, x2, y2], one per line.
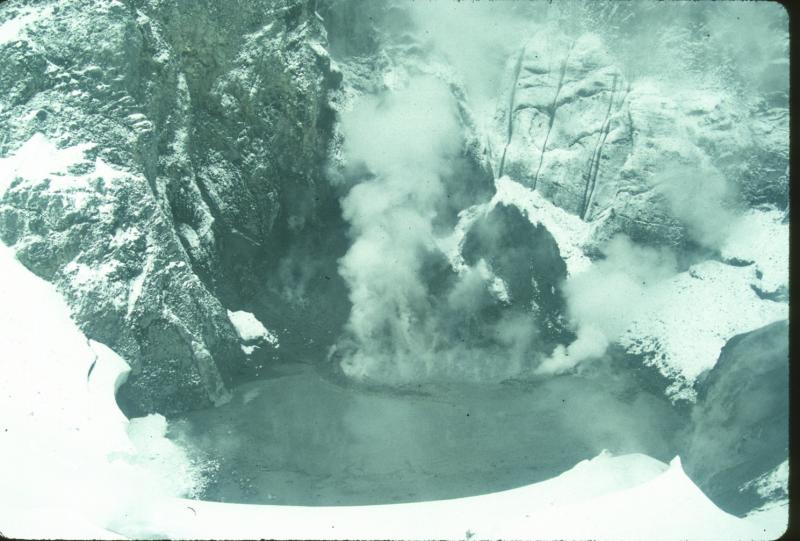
[0, 4, 52, 45]
[493, 175, 594, 275]
[126, 249, 152, 318]
[0, 133, 93, 194]
[227, 309, 279, 352]
[741, 459, 788, 500]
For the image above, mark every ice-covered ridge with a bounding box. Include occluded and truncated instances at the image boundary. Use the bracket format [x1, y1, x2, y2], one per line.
[126, 452, 773, 540]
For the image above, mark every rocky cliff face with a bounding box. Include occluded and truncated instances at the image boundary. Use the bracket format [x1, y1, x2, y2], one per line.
[0, 1, 788, 419]
[0, 0, 339, 415]
[491, 26, 788, 253]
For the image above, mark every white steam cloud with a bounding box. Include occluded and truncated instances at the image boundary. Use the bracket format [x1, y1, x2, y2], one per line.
[654, 163, 738, 250]
[335, 75, 541, 384]
[407, 2, 533, 118]
[331, 1, 785, 384]
[536, 235, 677, 375]
[336, 75, 462, 382]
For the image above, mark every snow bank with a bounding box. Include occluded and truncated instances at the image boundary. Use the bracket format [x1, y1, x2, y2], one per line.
[0, 242, 203, 539]
[489, 457, 766, 541]
[745, 501, 790, 541]
[122, 453, 772, 541]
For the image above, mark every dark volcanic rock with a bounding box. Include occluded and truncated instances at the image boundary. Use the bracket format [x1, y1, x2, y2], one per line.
[682, 320, 789, 516]
[462, 203, 572, 355]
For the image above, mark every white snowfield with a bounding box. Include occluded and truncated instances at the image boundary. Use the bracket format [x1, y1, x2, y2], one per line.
[0, 242, 785, 540]
[140, 455, 772, 541]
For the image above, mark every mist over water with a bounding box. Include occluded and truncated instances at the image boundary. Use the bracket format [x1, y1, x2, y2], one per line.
[172, 357, 686, 506]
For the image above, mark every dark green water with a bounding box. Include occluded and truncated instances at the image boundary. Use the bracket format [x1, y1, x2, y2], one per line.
[170, 357, 686, 506]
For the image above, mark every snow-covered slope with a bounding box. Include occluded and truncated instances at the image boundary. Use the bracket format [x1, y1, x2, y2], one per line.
[0, 0, 339, 415]
[117, 453, 777, 541]
[0, 128, 241, 415]
[0, 242, 205, 539]
[620, 256, 787, 400]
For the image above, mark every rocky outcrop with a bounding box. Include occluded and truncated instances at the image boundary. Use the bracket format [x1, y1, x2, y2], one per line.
[682, 320, 789, 516]
[461, 203, 572, 355]
[0, 0, 339, 415]
[491, 29, 789, 251]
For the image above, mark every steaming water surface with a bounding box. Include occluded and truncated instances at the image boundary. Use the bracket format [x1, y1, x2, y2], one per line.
[171, 359, 686, 506]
